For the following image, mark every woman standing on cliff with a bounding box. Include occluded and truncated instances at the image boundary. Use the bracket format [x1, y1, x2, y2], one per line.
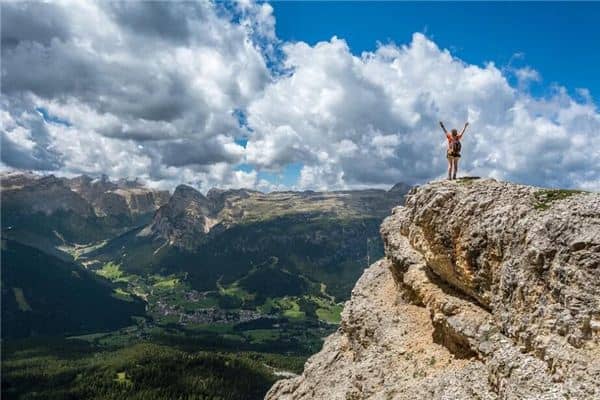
[439, 121, 469, 180]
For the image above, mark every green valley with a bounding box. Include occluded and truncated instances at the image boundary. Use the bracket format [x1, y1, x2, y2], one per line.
[1, 172, 408, 399]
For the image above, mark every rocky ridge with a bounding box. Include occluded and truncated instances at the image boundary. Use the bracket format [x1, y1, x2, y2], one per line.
[1, 173, 95, 217]
[66, 174, 170, 217]
[2, 171, 409, 260]
[267, 178, 599, 400]
[144, 184, 407, 251]
[1, 172, 169, 219]
[141, 184, 217, 249]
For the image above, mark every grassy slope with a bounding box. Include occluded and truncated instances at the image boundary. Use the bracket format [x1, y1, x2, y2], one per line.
[1, 239, 146, 338]
[1, 205, 155, 257]
[89, 214, 383, 302]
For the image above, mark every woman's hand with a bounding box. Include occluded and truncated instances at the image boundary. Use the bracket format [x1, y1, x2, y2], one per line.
[460, 122, 469, 135]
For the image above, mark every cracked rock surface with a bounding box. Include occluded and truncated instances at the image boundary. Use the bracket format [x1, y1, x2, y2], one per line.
[266, 179, 599, 400]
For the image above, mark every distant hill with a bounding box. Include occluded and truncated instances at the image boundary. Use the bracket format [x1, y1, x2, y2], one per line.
[1, 239, 146, 338]
[1, 171, 410, 338]
[139, 183, 408, 251]
[88, 184, 409, 301]
[0, 172, 169, 255]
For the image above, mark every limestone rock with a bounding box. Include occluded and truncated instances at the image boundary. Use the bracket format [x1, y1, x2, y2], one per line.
[146, 185, 409, 250]
[267, 178, 599, 399]
[146, 184, 214, 249]
[1, 174, 94, 217]
[66, 174, 169, 217]
[0, 172, 169, 219]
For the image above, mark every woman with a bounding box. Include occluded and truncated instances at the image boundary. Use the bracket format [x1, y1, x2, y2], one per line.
[439, 121, 469, 180]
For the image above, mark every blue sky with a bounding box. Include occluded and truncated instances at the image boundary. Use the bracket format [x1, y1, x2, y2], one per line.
[246, 1, 600, 188]
[273, 1, 600, 103]
[2, 1, 599, 191]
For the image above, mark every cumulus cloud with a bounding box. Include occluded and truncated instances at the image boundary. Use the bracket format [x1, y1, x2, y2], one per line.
[1, 1, 599, 191]
[1, 0, 272, 190]
[1, 98, 63, 170]
[514, 66, 541, 87]
[246, 33, 600, 190]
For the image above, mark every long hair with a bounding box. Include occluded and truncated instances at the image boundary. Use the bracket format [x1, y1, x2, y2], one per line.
[451, 129, 458, 136]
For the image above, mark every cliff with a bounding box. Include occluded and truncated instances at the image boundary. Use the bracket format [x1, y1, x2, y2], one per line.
[0, 172, 169, 219]
[142, 184, 216, 249]
[266, 178, 599, 400]
[1, 174, 95, 217]
[142, 184, 407, 251]
[65, 174, 170, 217]
[0, 172, 170, 250]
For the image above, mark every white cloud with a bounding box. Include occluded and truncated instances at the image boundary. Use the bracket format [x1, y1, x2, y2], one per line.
[515, 66, 541, 86]
[2, 2, 599, 191]
[1, 0, 271, 189]
[245, 32, 600, 190]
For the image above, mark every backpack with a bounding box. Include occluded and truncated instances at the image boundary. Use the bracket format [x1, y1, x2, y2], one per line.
[450, 138, 461, 155]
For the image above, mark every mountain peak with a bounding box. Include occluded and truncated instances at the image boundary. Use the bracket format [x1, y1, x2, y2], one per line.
[170, 184, 210, 214]
[64, 173, 169, 217]
[388, 181, 411, 193]
[146, 184, 214, 249]
[173, 184, 202, 195]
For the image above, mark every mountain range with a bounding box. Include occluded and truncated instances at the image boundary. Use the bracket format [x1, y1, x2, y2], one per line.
[4, 173, 596, 399]
[1, 171, 409, 339]
[1, 171, 409, 399]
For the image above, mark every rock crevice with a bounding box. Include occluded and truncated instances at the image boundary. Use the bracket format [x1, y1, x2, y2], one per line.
[266, 179, 599, 400]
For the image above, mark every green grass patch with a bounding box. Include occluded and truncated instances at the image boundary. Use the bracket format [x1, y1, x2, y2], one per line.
[217, 278, 255, 301]
[152, 277, 180, 289]
[256, 296, 306, 319]
[257, 298, 277, 314]
[114, 371, 132, 386]
[12, 287, 32, 311]
[244, 329, 280, 344]
[95, 262, 127, 282]
[533, 189, 585, 210]
[276, 298, 305, 319]
[112, 288, 133, 302]
[282, 309, 305, 319]
[315, 304, 343, 324]
[257, 296, 342, 320]
[221, 285, 251, 299]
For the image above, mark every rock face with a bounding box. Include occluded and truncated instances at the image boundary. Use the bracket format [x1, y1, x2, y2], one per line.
[1, 172, 171, 247]
[146, 185, 408, 250]
[144, 184, 215, 249]
[65, 174, 170, 217]
[1, 172, 169, 219]
[1, 174, 95, 217]
[266, 178, 600, 400]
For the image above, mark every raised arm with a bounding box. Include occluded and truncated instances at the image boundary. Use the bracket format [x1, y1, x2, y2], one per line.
[459, 122, 469, 137]
[439, 121, 448, 135]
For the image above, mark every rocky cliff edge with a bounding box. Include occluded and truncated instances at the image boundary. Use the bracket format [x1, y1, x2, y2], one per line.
[266, 178, 600, 400]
